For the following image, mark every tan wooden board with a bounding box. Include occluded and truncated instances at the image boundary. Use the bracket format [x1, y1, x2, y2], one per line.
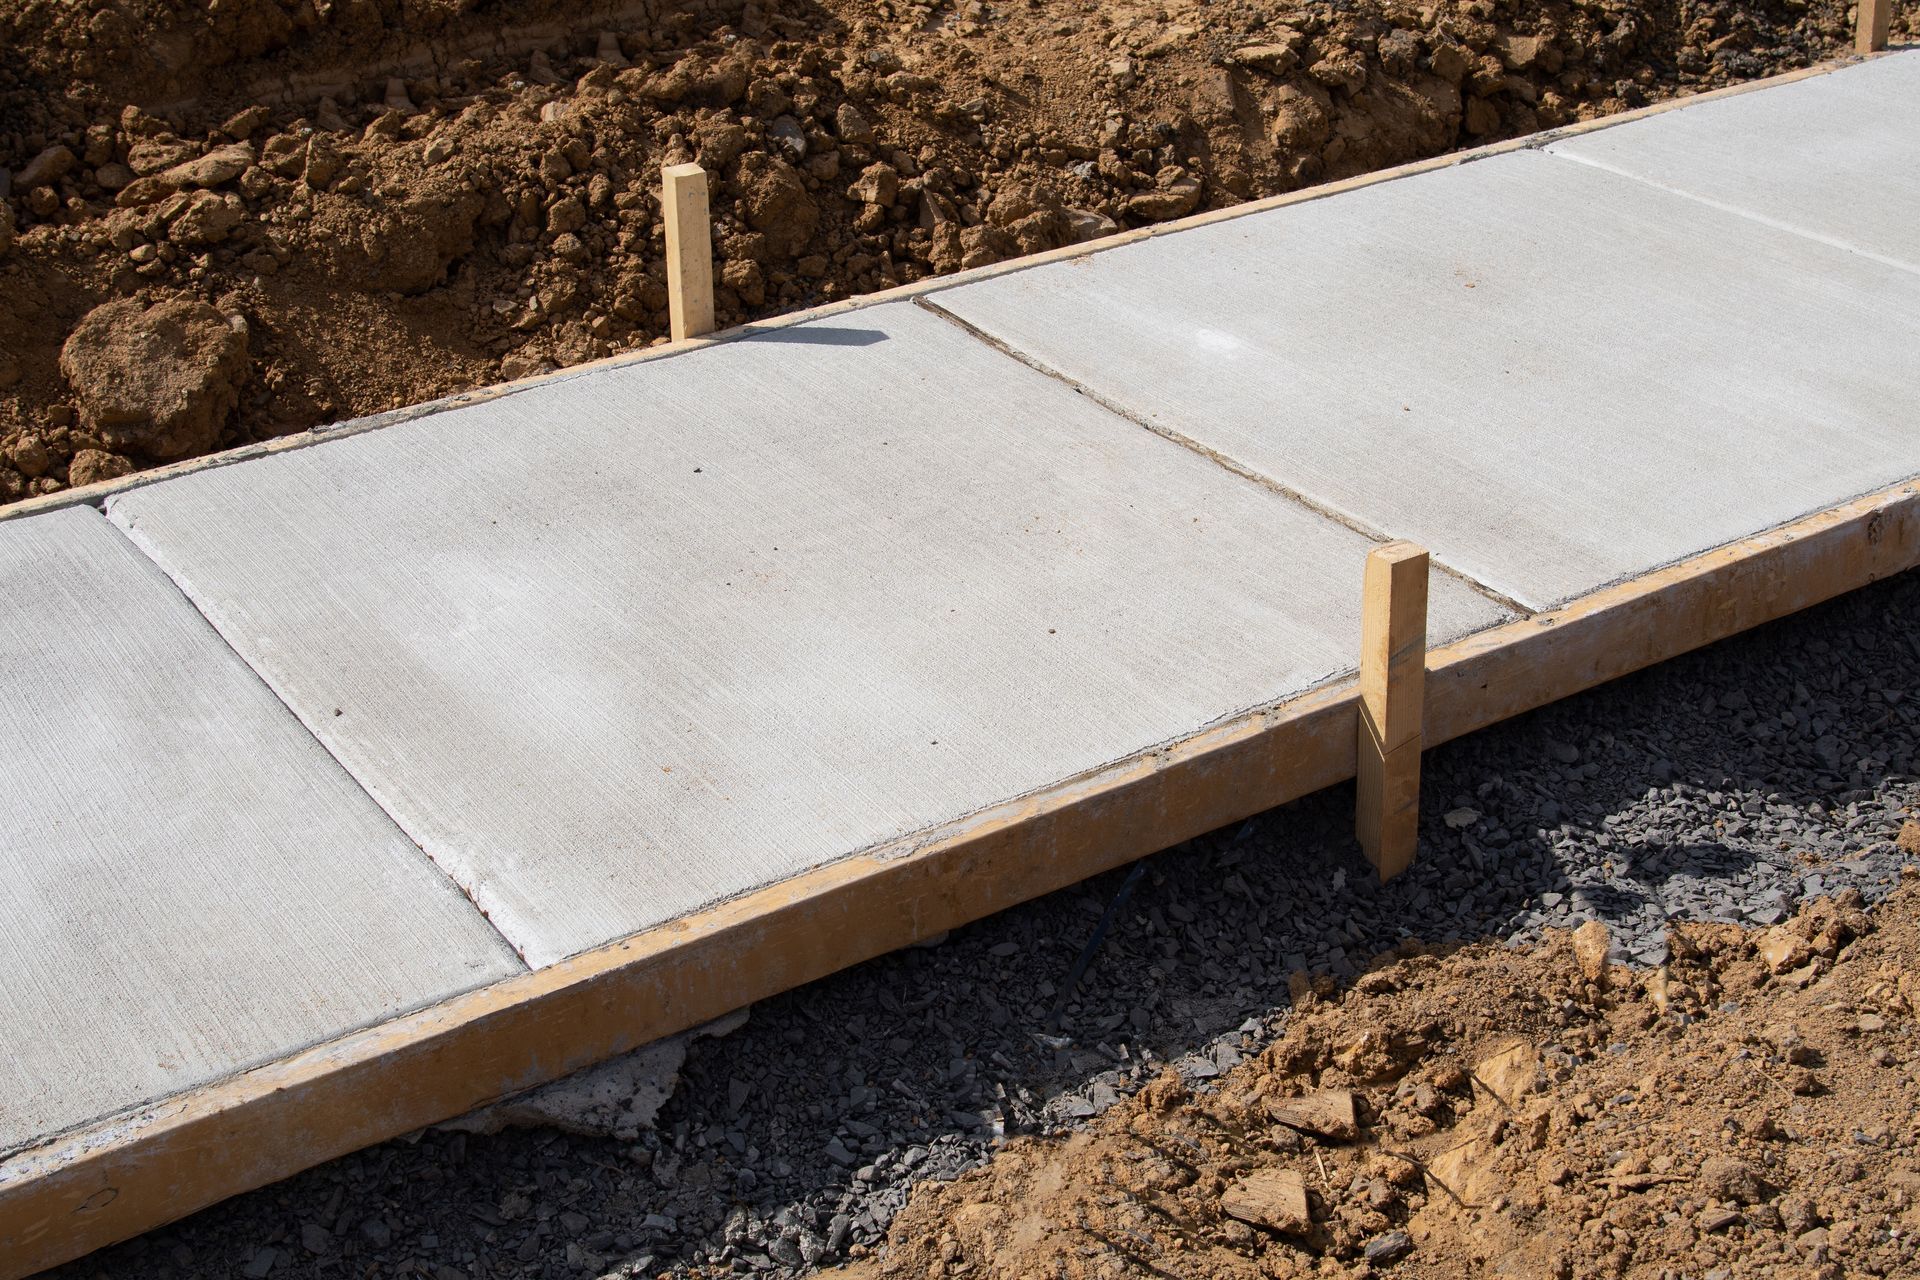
[4, 478, 1914, 1279]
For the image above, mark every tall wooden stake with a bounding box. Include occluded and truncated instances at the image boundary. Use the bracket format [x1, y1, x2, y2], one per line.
[1355, 541, 1429, 881]
[1857, 0, 1890, 53]
[662, 163, 715, 343]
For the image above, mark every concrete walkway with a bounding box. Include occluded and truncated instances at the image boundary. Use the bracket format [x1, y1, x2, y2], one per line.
[3, 51, 1918, 1278]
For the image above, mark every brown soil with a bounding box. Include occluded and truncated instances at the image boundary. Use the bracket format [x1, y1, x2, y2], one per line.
[839, 856, 1920, 1280]
[1, 0, 1909, 502]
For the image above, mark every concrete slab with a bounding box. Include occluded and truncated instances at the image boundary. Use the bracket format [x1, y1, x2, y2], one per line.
[106, 302, 1506, 968]
[932, 150, 1920, 609]
[0, 507, 522, 1156]
[1549, 52, 1920, 271]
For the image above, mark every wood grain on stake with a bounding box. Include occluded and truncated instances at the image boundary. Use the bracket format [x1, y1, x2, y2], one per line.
[1857, 0, 1891, 53]
[662, 163, 714, 342]
[3, 480, 1916, 1280]
[1356, 542, 1429, 880]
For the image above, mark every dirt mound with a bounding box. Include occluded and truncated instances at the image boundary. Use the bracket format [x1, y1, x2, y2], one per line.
[1, 0, 1906, 503]
[59, 297, 251, 459]
[842, 868, 1920, 1279]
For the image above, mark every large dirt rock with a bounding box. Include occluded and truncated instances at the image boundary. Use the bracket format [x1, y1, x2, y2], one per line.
[316, 171, 487, 294]
[59, 299, 250, 459]
[734, 154, 819, 259]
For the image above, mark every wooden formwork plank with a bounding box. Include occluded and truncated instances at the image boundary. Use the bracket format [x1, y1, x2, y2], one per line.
[1355, 542, 1429, 880]
[4, 479, 1915, 1280]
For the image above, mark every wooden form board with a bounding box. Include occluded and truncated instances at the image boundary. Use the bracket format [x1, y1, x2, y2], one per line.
[4, 478, 1915, 1279]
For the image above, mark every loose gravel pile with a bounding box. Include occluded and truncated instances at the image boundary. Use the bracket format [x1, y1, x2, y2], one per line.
[49, 568, 1920, 1279]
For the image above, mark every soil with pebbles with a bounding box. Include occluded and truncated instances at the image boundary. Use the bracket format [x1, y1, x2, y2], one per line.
[42, 561, 1920, 1278]
[3, 0, 1912, 501]
[842, 883, 1920, 1279]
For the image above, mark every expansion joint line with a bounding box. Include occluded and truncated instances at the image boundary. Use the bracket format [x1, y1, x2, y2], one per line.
[99, 506, 535, 972]
[913, 295, 1532, 619]
[1540, 148, 1920, 281]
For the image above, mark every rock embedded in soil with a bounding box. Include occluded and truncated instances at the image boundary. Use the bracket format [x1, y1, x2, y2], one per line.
[1571, 918, 1611, 983]
[1123, 172, 1203, 221]
[319, 173, 487, 294]
[1220, 1167, 1312, 1235]
[167, 190, 247, 246]
[59, 299, 250, 459]
[4, 431, 52, 477]
[66, 449, 135, 489]
[1363, 1229, 1415, 1264]
[1697, 1154, 1771, 1205]
[16, 144, 75, 190]
[1756, 924, 1812, 972]
[162, 142, 256, 190]
[848, 162, 899, 208]
[736, 153, 819, 258]
[1232, 42, 1304, 75]
[1266, 1087, 1360, 1141]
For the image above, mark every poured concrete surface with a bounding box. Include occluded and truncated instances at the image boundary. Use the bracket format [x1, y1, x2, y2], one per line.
[107, 302, 1506, 968]
[1550, 52, 1920, 272]
[932, 149, 1920, 609]
[0, 507, 522, 1155]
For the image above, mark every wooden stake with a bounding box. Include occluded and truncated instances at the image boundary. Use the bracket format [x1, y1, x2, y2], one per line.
[662, 163, 714, 342]
[1355, 541, 1428, 880]
[5, 483, 1918, 1280]
[1857, 0, 1891, 53]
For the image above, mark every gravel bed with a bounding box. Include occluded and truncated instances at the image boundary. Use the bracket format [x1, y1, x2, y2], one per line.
[53, 568, 1920, 1280]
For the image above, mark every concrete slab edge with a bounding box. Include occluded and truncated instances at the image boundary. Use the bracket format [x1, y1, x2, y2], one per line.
[4, 476, 1915, 1279]
[0, 55, 1869, 529]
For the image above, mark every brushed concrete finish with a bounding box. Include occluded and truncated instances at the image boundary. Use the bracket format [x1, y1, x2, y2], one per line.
[108, 302, 1505, 967]
[0, 507, 522, 1156]
[1550, 52, 1920, 271]
[933, 150, 1920, 609]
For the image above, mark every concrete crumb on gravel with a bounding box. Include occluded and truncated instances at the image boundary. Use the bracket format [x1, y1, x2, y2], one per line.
[47, 567, 1920, 1279]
